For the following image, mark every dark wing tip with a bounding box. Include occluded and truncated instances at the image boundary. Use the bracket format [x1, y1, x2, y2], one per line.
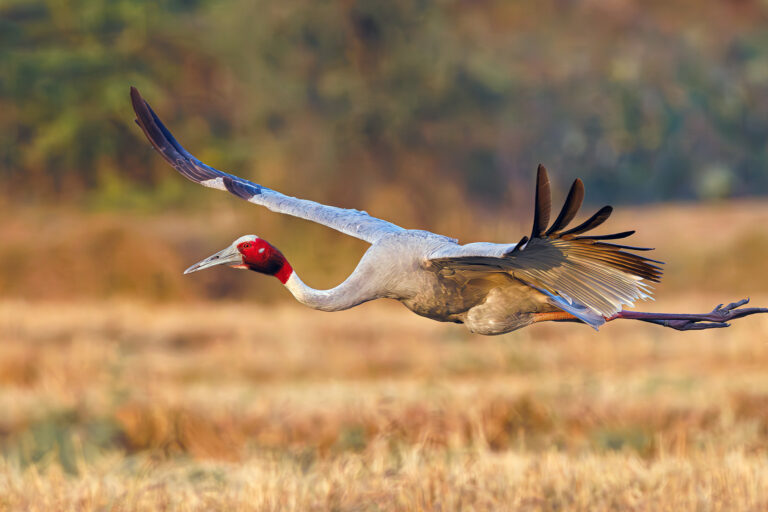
[129, 86, 141, 106]
[546, 178, 585, 236]
[130, 86, 171, 159]
[531, 164, 552, 238]
[573, 230, 636, 241]
[130, 87, 155, 138]
[130, 90, 270, 209]
[560, 205, 613, 238]
[130, 87, 224, 184]
[130, 87, 151, 133]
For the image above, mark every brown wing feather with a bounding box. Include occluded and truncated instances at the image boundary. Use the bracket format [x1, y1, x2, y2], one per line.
[559, 206, 613, 238]
[546, 178, 584, 236]
[530, 165, 552, 238]
[430, 167, 663, 318]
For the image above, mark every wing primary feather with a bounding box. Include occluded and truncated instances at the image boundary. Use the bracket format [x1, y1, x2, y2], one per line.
[568, 250, 664, 276]
[572, 230, 635, 241]
[530, 164, 552, 238]
[595, 243, 655, 252]
[131, 86, 222, 184]
[545, 179, 585, 236]
[568, 244, 664, 268]
[559, 205, 613, 237]
[144, 99, 193, 160]
[131, 87, 181, 165]
[567, 250, 663, 277]
[592, 243, 664, 262]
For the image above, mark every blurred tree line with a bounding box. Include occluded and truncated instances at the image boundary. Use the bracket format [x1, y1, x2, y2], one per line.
[2, 0, 768, 225]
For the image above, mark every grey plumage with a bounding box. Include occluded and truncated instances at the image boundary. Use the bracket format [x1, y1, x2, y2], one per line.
[131, 87, 663, 335]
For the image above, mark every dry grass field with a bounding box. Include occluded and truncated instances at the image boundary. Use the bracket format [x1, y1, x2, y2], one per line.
[0, 202, 768, 510]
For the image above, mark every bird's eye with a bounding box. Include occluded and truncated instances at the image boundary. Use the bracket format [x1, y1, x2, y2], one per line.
[243, 243, 250, 248]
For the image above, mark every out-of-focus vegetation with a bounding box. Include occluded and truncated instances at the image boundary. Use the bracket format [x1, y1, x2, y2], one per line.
[1, 201, 767, 302]
[0, 295, 766, 509]
[3, 0, 768, 224]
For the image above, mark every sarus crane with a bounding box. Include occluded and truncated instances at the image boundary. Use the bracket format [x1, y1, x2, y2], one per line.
[131, 87, 767, 334]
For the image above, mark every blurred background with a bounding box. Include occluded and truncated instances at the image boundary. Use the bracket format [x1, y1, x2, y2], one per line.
[1, 1, 768, 508]
[2, 0, 768, 301]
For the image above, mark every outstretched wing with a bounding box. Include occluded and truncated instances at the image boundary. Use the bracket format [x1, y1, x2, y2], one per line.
[130, 87, 404, 244]
[429, 165, 663, 325]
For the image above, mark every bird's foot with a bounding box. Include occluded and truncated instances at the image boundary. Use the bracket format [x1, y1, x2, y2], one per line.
[667, 298, 768, 331]
[612, 298, 768, 331]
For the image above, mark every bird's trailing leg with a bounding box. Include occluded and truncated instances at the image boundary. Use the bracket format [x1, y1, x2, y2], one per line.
[532, 298, 768, 330]
[605, 298, 768, 331]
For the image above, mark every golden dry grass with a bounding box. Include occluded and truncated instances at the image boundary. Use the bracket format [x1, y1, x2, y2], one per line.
[0, 296, 767, 510]
[1, 201, 768, 510]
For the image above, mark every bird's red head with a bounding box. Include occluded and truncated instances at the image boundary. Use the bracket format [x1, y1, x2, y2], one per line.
[236, 237, 293, 283]
[184, 235, 293, 283]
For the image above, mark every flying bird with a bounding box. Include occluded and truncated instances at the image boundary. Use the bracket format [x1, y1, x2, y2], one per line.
[130, 87, 766, 334]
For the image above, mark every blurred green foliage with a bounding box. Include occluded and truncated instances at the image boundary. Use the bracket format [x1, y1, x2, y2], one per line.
[2, 0, 768, 221]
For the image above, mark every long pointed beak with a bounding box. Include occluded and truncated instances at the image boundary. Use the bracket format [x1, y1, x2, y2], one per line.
[184, 245, 243, 274]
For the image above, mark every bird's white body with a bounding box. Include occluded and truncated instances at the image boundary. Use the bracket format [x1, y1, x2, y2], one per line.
[280, 230, 550, 334]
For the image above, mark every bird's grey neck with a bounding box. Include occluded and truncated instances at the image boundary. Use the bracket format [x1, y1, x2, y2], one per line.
[283, 272, 378, 312]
